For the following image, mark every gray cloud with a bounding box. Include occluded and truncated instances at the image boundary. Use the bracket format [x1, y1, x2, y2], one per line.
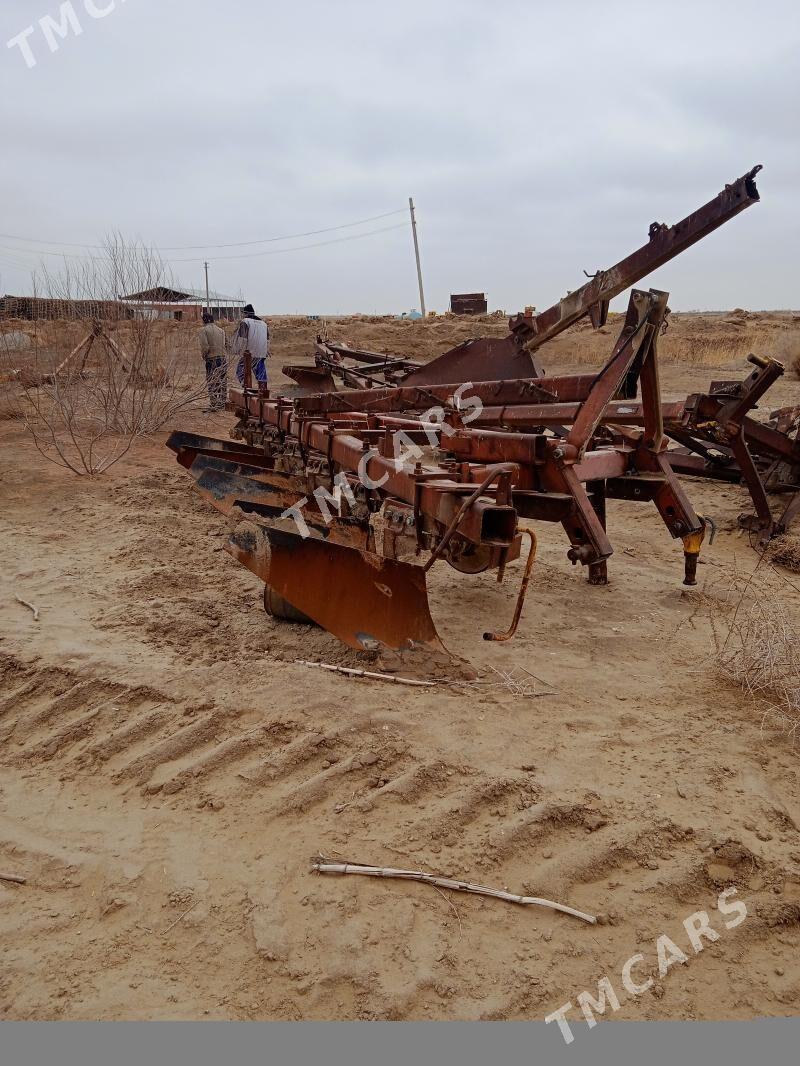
[1, 0, 798, 313]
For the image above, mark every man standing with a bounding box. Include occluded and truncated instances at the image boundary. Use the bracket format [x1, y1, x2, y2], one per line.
[198, 311, 228, 412]
[232, 303, 269, 386]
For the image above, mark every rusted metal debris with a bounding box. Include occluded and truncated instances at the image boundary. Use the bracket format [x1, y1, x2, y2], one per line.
[169, 166, 780, 660]
[283, 339, 421, 394]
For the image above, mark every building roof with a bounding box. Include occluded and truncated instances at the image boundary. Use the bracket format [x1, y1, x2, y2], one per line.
[121, 286, 242, 304]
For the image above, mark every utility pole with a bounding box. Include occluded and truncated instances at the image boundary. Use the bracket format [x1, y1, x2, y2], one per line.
[409, 197, 426, 318]
[204, 261, 211, 312]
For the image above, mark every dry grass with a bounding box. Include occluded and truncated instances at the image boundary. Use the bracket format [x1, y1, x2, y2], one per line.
[766, 534, 800, 574]
[711, 561, 800, 746]
[415, 309, 800, 370]
[4, 309, 800, 374]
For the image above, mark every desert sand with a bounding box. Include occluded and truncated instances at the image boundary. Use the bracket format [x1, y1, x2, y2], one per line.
[1, 313, 800, 1021]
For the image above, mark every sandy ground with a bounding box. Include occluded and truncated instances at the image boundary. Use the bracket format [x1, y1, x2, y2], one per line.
[2, 314, 800, 1021]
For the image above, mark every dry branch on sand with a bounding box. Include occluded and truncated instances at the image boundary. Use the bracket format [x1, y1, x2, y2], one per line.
[311, 856, 597, 924]
[14, 595, 40, 622]
[0, 872, 27, 885]
[296, 660, 437, 687]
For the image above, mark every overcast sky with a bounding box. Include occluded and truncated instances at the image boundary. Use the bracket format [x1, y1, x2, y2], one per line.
[1, 0, 798, 314]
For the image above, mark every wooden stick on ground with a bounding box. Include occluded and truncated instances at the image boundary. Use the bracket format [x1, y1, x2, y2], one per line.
[0, 873, 27, 885]
[311, 859, 596, 924]
[296, 660, 436, 688]
[15, 595, 40, 622]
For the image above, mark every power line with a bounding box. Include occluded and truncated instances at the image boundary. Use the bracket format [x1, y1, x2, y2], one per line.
[169, 223, 410, 263]
[0, 243, 104, 265]
[0, 222, 411, 266]
[162, 209, 408, 250]
[0, 208, 408, 254]
[0, 251, 40, 272]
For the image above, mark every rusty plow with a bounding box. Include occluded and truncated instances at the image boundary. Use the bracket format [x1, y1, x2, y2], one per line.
[167, 430, 454, 658]
[166, 167, 783, 666]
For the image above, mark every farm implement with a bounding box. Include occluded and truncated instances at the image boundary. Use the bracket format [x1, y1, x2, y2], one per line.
[168, 165, 797, 659]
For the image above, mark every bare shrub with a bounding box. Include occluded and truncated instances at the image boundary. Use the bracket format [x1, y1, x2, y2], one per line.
[767, 533, 800, 574]
[12, 236, 221, 475]
[711, 562, 800, 746]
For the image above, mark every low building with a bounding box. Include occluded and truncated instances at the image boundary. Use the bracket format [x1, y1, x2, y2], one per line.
[120, 287, 245, 322]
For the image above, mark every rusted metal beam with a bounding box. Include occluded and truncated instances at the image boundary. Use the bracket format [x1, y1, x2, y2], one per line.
[466, 399, 687, 429]
[565, 290, 666, 455]
[292, 375, 560, 416]
[509, 166, 762, 351]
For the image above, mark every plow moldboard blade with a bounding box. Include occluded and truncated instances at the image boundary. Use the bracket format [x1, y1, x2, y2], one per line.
[190, 456, 372, 549]
[166, 430, 276, 471]
[189, 455, 309, 517]
[243, 527, 446, 654]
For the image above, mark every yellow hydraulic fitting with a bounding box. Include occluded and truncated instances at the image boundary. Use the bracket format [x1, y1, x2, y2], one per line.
[682, 515, 716, 586]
